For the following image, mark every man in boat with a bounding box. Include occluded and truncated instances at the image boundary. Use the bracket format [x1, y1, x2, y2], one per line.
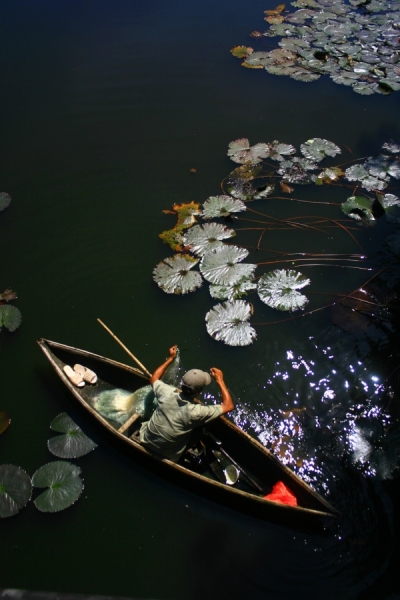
[139, 345, 234, 463]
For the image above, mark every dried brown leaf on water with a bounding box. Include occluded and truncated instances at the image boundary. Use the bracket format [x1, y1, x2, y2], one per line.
[280, 181, 294, 193]
[231, 46, 254, 58]
[159, 202, 201, 251]
[0, 289, 17, 302]
[242, 62, 264, 69]
[229, 162, 263, 180]
[265, 15, 285, 23]
[264, 3, 285, 15]
[0, 411, 11, 435]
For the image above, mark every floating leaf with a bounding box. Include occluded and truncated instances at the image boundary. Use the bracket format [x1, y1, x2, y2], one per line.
[352, 83, 375, 95]
[201, 195, 246, 219]
[365, 156, 400, 179]
[170, 202, 201, 226]
[360, 176, 388, 192]
[290, 70, 321, 82]
[200, 246, 256, 285]
[253, 184, 275, 199]
[377, 193, 400, 223]
[242, 51, 271, 68]
[0, 193, 11, 212]
[0, 305, 22, 332]
[0, 465, 32, 518]
[229, 163, 263, 180]
[257, 269, 310, 311]
[265, 15, 285, 24]
[278, 157, 318, 183]
[345, 164, 369, 182]
[0, 289, 17, 302]
[159, 225, 185, 251]
[280, 181, 294, 193]
[231, 46, 253, 58]
[269, 141, 296, 161]
[314, 166, 344, 185]
[0, 411, 11, 435]
[227, 138, 270, 164]
[32, 461, 83, 513]
[209, 279, 257, 301]
[205, 300, 256, 346]
[341, 196, 375, 223]
[183, 223, 236, 256]
[228, 180, 257, 201]
[153, 254, 202, 294]
[264, 4, 286, 15]
[159, 202, 201, 251]
[382, 140, 400, 154]
[300, 138, 341, 162]
[47, 413, 98, 459]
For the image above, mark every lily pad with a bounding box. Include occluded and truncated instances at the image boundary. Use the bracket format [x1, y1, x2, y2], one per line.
[300, 138, 341, 162]
[345, 164, 369, 182]
[153, 254, 202, 294]
[200, 246, 256, 285]
[229, 163, 263, 180]
[242, 52, 271, 68]
[0, 305, 22, 332]
[227, 138, 270, 164]
[209, 279, 257, 301]
[360, 176, 388, 192]
[233, 1, 400, 95]
[341, 196, 375, 223]
[47, 413, 98, 459]
[0, 193, 11, 212]
[231, 46, 253, 58]
[201, 195, 246, 219]
[365, 155, 400, 179]
[257, 269, 310, 311]
[32, 461, 83, 513]
[0, 464, 32, 518]
[268, 141, 297, 161]
[278, 157, 318, 183]
[205, 300, 256, 346]
[314, 166, 343, 184]
[382, 140, 400, 153]
[183, 223, 236, 256]
[0, 411, 11, 435]
[377, 193, 400, 223]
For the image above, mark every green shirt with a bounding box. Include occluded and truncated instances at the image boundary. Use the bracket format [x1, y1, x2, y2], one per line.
[139, 380, 223, 462]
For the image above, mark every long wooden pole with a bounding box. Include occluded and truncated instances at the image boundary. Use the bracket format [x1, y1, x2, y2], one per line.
[97, 318, 152, 378]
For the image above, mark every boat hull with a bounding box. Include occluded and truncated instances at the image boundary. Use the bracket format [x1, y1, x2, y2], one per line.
[37, 338, 339, 529]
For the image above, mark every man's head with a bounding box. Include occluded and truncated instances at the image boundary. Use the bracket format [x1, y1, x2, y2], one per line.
[181, 369, 212, 396]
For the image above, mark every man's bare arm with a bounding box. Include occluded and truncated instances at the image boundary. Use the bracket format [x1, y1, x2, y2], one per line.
[210, 367, 234, 415]
[150, 345, 178, 384]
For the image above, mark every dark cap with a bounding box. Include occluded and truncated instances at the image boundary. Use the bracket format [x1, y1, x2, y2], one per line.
[182, 369, 212, 392]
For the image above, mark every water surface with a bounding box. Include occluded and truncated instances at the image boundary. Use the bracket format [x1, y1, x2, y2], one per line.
[1, 1, 400, 598]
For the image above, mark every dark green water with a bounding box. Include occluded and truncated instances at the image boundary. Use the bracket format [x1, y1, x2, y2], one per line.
[1, 1, 400, 598]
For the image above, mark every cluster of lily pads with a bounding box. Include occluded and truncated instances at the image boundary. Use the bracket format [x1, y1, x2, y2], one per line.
[0, 413, 97, 517]
[231, 0, 400, 95]
[153, 137, 400, 346]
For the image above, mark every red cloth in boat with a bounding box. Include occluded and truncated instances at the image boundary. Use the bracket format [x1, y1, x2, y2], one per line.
[264, 481, 297, 506]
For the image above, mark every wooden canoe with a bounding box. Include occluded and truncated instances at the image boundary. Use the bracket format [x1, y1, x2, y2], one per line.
[37, 338, 340, 529]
